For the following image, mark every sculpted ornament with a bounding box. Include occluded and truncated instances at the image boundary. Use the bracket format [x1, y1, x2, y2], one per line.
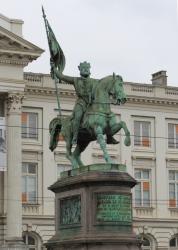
[42, 8, 131, 169]
[6, 93, 24, 114]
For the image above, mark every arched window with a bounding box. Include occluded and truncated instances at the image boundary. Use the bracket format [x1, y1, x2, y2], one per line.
[141, 237, 151, 250]
[170, 236, 178, 249]
[22, 232, 38, 250]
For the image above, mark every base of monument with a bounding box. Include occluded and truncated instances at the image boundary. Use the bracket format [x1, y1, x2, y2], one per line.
[0, 238, 28, 250]
[46, 164, 142, 250]
[47, 236, 141, 250]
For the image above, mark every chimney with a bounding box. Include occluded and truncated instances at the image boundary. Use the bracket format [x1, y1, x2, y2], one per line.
[151, 71, 167, 86]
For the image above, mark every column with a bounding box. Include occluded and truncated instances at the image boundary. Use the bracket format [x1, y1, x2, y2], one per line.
[1, 93, 27, 249]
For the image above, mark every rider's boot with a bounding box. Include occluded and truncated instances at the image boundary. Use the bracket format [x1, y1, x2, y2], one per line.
[106, 135, 119, 144]
[72, 135, 78, 145]
[72, 120, 80, 145]
[72, 106, 83, 146]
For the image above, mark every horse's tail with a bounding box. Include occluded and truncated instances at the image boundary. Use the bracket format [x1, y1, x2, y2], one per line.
[49, 117, 62, 151]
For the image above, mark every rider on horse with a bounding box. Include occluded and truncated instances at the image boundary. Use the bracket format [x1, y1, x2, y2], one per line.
[51, 61, 119, 145]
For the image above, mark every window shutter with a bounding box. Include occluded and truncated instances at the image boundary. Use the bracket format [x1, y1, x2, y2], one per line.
[134, 121, 141, 146]
[21, 112, 27, 138]
[135, 182, 141, 206]
[176, 125, 178, 148]
[169, 199, 176, 208]
[21, 112, 27, 123]
[143, 181, 150, 191]
[29, 113, 37, 139]
[142, 137, 150, 147]
[168, 123, 174, 148]
[142, 122, 150, 147]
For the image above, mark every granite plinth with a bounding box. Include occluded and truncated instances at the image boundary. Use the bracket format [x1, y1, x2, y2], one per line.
[46, 164, 141, 250]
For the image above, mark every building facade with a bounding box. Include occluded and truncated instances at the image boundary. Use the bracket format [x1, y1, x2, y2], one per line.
[0, 13, 178, 250]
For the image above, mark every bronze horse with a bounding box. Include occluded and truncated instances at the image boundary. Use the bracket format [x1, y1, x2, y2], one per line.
[49, 74, 131, 168]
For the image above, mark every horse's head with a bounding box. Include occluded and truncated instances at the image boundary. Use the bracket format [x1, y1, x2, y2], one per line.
[110, 73, 127, 105]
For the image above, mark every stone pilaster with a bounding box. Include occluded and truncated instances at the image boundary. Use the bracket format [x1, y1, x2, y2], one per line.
[0, 93, 27, 249]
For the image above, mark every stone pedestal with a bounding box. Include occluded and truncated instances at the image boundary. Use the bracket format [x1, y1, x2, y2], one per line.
[46, 164, 141, 250]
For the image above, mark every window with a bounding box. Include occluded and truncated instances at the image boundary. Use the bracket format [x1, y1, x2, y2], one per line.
[57, 164, 71, 179]
[22, 163, 37, 204]
[169, 170, 178, 208]
[170, 236, 178, 248]
[141, 237, 151, 250]
[168, 123, 178, 149]
[23, 232, 38, 250]
[134, 169, 151, 207]
[134, 121, 151, 147]
[22, 112, 38, 139]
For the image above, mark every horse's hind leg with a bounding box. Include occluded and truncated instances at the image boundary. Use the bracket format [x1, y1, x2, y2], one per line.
[66, 139, 78, 169]
[72, 142, 89, 167]
[95, 126, 113, 163]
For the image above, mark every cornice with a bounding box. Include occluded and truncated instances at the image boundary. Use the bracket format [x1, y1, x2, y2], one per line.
[0, 25, 43, 53]
[166, 157, 178, 161]
[0, 48, 42, 57]
[0, 55, 34, 66]
[0, 77, 24, 84]
[0, 26, 44, 65]
[25, 86, 178, 106]
[92, 152, 117, 158]
[25, 86, 76, 98]
[131, 155, 156, 161]
[127, 96, 178, 106]
[133, 217, 178, 223]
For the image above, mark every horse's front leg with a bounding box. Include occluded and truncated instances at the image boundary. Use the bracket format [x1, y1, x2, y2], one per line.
[72, 142, 89, 168]
[65, 136, 79, 169]
[109, 121, 131, 146]
[95, 126, 113, 163]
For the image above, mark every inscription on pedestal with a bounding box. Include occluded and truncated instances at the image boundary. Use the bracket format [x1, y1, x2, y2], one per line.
[96, 193, 132, 224]
[59, 195, 81, 226]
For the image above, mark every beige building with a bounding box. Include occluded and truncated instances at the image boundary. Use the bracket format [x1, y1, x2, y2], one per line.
[0, 13, 178, 250]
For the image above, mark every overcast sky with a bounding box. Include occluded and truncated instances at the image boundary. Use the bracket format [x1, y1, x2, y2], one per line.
[1, 0, 178, 86]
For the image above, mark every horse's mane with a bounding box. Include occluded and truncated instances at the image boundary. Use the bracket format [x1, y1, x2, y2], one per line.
[99, 74, 121, 81]
[99, 75, 113, 82]
[96, 75, 115, 90]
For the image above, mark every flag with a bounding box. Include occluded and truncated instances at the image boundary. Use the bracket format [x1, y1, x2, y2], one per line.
[42, 7, 65, 75]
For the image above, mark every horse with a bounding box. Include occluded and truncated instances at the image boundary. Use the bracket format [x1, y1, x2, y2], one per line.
[49, 73, 131, 169]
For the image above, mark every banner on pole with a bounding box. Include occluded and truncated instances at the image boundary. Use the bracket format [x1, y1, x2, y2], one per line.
[0, 117, 6, 171]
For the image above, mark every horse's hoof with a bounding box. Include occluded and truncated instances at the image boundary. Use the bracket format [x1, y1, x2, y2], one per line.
[124, 137, 131, 146]
[105, 156, 113, 164]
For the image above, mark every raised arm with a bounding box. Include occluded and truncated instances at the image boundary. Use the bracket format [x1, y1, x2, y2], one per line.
[60, 74, 75, 84]
[51, 64, 75, 85]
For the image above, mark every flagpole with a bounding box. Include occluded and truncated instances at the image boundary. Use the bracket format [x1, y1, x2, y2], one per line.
[42, 6, 62, 117]
[53, 75, 62, 117]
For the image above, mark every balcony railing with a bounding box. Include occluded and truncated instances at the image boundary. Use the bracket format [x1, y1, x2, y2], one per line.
[22, 204, 40, 215]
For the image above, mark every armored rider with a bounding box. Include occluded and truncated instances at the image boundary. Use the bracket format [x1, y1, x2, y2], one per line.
[51, 61, 118, 145]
